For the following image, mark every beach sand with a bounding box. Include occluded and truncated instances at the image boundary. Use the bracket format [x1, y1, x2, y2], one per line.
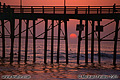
[0, 62, 120, 80]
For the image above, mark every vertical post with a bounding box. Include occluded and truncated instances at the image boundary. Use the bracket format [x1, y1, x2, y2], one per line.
[1, 20, 5, 58]
[51, 20, 54, 64]
[10, 19, 15, 64]
[91, 20, 94, 63]
[85, 8, 87, 14]
[85, 20, 88, 64]
[64, 20, 68, 64]
[0, 2, 1, 13]
[75, 7, 78, 14]
[64, 6, 66, 14]
[97, 8, 98, 14]
[3, 3, 6, 13]
[31, 6, 34, 13]
[88, 6, 90, 14]
[113, 20, 119, 66]
[20, 0, 22, 13]
[53, 7, 55, 14]
[25, 20, 29, 64]
[64, 0, 66, 7]
[20, 0, 22, 7]
[98, 20, 101, 64]
[33, 20, 36, 63]
[57, 20, 61, 63]
[42, 6, 44, 14]
[9, 5, 14, 64]
[77, 20, 82, 64]
[109, 9, 110, 14]
[100, 6, 102, 14]
[44, 19, 48, 64]
[18, 19, 22, 63]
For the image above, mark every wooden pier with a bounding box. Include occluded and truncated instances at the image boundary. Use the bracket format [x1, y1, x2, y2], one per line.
[0, 2, 120, 66]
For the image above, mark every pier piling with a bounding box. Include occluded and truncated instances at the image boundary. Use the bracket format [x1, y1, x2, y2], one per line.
[85, 20, 88, 64]
[113, 20, 119, 66]
[97, 20, 101, 64]
[77, 20, 82, 64]
[44, 19, 48, 64]
[33, 20, 36, 63]
[64, 20, 68, 64]
[10, 19, 15, 64]
[91, 20, 94, 63]
[1, 20, 5, 59]
[25, 20, 29, 64]
[57, 20, 61, 63]
[18, 19, 22, 63]
[51, 20, 54, 64]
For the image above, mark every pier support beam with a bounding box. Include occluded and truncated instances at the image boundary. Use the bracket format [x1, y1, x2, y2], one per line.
[51, 20, 54, 64]
[10, 19, 15, 64]
[97, 21, 101, 64]
[57, 20, 61, 63]
[77, 20, 82, 64]
[85, 20, 88, 64]
[91, 20, 94, 63]
[1, 20, 5, 59]
[113, 20, 119, 66]
[25, 20, 29, 64]
[18, 19, 22, 64]
[33, 20, 36, 63]
[44, 19, 48, 64]
[64, 20, 68, 64]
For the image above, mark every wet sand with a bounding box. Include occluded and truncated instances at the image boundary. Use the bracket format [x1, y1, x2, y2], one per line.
[0, 62, 120, 80]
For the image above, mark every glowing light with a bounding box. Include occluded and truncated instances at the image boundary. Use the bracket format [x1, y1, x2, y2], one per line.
[70, 33, 77, 38]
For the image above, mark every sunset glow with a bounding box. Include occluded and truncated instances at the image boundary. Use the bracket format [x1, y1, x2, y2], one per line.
[70, 33, 77, 38]
[0, 0, 120, 80]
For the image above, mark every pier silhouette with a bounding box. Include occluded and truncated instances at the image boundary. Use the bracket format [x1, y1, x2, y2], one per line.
[0, 2, 120, 66]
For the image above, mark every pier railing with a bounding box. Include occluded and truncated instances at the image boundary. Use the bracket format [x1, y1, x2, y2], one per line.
[0, 5, 120, 14]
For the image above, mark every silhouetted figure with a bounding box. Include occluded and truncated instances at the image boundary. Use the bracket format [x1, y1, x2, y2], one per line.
[113, 3, 117, 13]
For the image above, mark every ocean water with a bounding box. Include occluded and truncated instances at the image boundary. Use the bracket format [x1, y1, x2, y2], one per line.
[0, 38, 120, 80]
[0, 39, 120, 65]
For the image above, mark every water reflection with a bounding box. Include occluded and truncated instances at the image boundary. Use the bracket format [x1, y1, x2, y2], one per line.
[0, 63, 120, 80]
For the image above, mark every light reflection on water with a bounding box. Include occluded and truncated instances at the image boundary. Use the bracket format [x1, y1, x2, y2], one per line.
[0, 63, 120, 80]
[0, 40, 120, 79]
[0, 40, 120, 64]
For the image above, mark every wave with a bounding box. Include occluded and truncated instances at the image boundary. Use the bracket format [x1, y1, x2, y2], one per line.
[95, 53, 120, 59]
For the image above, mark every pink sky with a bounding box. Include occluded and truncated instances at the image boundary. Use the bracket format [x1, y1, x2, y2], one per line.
[1, 0, 120, 6]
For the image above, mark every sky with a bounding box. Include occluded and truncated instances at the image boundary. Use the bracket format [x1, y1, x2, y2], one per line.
[0, 0, 120, 44]
[1, 0, 120, 6]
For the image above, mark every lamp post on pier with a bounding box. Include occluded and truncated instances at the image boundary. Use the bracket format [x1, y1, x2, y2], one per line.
[20, 0, 22, 7]
[20, 0, 22, 13]
[64, 0, 66, 6]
